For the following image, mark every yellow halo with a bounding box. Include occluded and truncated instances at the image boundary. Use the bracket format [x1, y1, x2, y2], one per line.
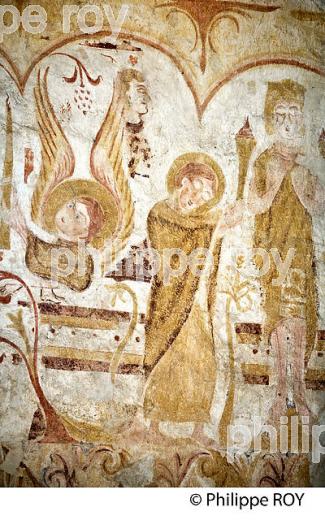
[166, 152, 225, 210]
[43, 179, 119, 249]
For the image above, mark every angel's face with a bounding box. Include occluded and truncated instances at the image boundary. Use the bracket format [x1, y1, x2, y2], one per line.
[55, 200, 90, 242]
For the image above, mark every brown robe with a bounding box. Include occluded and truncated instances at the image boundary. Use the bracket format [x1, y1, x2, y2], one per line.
[26, 232, 94, 292]
[253, 145, 318, 362]
[143, 200, 222, 423]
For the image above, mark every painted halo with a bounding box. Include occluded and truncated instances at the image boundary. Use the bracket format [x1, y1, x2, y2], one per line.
[43, 179, 119, 249]
[166, 152, 225, 212]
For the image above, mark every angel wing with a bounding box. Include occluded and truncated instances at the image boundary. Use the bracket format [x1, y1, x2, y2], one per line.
[90, 70, 134, 266]
[31, 67, 75, 226]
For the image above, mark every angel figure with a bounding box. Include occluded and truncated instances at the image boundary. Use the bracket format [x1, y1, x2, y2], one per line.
[13, 66, 135, 296]
[90, 68, 145, 270]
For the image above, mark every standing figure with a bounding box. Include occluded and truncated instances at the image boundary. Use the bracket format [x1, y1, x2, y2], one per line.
[248, 80, 325, 422]
[142, 153, 243, 445]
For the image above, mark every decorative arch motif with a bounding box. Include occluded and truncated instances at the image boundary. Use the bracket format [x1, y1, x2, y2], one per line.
[155, 0, 280, 72]
[1, 32, 324, 120]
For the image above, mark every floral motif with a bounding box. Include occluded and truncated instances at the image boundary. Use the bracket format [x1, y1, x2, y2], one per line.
[153, 451, 209, 486]
[156, 1, 280, 71]
[50, 53, 102, 115]
[42, 446, 130, 487]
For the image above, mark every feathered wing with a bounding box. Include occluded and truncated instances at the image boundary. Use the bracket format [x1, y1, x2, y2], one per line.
[31, 67, 75, 226]
[90, 73, 134, 266]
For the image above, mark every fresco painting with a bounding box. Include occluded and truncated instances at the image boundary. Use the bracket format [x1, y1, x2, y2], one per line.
[0, 0, 325, 487]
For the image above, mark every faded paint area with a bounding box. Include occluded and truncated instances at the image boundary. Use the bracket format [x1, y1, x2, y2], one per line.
[0, 0, 325, 487]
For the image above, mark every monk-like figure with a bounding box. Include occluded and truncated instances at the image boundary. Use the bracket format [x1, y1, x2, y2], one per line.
[248, 80, 325, 422]
[141, 153, 243, 445]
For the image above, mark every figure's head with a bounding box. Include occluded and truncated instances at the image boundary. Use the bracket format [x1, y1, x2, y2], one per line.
[264, 80, 305, 142]
[43, 180, 119, 249]
[119, 69, 150, 124]
[55, 197, 104, 243]
[166, 153, 225, 214]
[175, 163, 217, 212]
